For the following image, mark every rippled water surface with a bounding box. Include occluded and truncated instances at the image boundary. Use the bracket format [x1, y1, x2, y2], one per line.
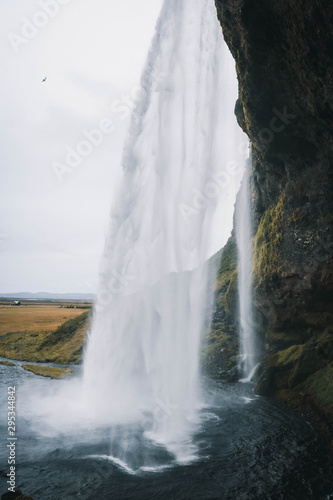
[1, 361, 332, 500]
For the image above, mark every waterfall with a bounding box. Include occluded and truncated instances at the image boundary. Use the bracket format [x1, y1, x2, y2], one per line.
[236, 154, 257, 380]
[82, 0, 246, 463]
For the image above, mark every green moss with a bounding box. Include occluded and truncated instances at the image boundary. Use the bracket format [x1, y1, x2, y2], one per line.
[208, 329, 230, 344]
[253, 192, 285, 284]
[269, 340, 327, 389]
[0, 360, 15, 366]
[202, 236, 240, 379]
[257, 325, 333, 397]
[216, 237, 238, 280]
[255, 346, 333, 446]
[22, 364, 72, 379]
[216, 269, 238, 318]
[302, 363, 333, 412]
[215, 236, 239, 322]
[275, 344, 302, 365]
[202, 340, 226, 360]
[266, 330, 304, 346]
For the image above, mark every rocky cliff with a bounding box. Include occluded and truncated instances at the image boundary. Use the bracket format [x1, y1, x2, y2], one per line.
[213, 0, 333, 439]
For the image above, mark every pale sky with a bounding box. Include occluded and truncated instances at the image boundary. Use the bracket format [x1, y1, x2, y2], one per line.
[0, 0, 163, 293]
[0, 0, 245, 295]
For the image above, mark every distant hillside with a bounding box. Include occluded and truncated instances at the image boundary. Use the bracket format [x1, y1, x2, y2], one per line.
[0, 292, 96, 301]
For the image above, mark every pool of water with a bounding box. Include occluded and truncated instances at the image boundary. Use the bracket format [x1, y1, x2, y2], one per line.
[0, 361, 332, 499]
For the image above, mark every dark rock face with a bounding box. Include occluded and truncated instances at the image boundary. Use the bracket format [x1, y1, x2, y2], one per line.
[215, 0, 333, 436]
[216, 0, 333, 174]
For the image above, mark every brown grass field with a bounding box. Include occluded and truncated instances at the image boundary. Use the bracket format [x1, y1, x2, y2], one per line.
[0, 301, 92, 336]
[0, 310, 90, 364]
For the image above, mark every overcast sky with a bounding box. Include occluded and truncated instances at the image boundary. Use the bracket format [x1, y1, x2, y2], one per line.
[0, 0, 163, 293]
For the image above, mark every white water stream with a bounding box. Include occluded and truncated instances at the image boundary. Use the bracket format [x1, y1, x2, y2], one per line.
[8, 0, 253, 471]
[236, 156, 257, 380]
[81, 0, 246, 461]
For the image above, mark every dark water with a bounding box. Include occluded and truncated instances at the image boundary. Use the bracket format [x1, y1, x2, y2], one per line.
[1, 361, 332, 500]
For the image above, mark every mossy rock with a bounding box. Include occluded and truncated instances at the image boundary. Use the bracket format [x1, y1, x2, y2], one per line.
[265, 330, 305, 351]
[301, 362, 333, 413]
[216, 269, 238, 320]
[256, 326, 333, 439]
[214, 236, 239, 325]
[216, 236, 238, 279]
[253, 192, 285, 285]
[202, 236, 240, 379]
[258, 332, 331, 393]
[0, 360, 15, 366]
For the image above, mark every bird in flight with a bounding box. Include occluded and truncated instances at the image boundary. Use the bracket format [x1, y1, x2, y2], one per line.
[42, 77, 47, 82]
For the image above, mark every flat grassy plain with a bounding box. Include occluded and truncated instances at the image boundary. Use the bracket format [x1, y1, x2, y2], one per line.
[0, 308, 90, 364]
[0, 301, 91, 336]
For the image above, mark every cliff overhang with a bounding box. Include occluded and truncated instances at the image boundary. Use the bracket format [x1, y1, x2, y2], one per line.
[214, 0, 333, 441]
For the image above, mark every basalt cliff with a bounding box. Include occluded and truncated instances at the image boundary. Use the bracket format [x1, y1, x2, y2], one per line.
[207, 0, 333, 440]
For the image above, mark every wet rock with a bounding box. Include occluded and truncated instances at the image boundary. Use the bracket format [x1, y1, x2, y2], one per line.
[202, 237, 240, 378]
[214, 0, 333, 437]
